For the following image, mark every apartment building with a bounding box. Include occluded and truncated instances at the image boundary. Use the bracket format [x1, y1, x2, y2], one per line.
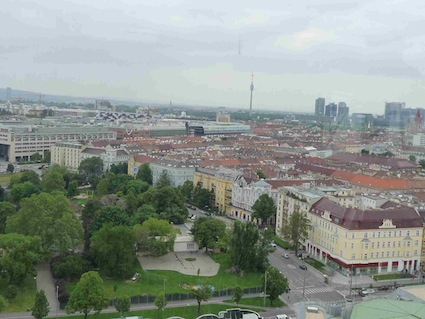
[193, 168, 241, 213]
[0, 126, 116, 163]
[307, 198, 423, 276]
[151, 159, 198, 188]
[275, 183, 355, 235]
[80, 145, 130, 171]
[50, 142, 84, 172]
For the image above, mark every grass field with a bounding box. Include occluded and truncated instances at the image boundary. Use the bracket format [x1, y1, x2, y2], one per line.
[66, 253, 262, 299]
[64, 304, 264, 319]
[273, 236, 291, 249]
[373, 273, 414, 281]
[305, 258, 325, 271]
[0, 275, 37, 313]
[223, 297, 285, 308]
[0, 172, 21, 185]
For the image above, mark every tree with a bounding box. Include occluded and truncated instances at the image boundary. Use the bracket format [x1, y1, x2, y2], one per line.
[6, 164, 14, 173]
[10, 182, 40, 202]
[81, 200, 102, 253]
[19, 170, 41, 186]
[179, 180, 194, 202]
[31, 290, 50, 319]
[232, 287, 244, 304]
[66, 271, 109, 319]
[0, 233, 43, 284]
[229, 221, 269, 273]
[41, 170, 66, 193]
[156, 170, 172, 188]
[136, 163, 153, 185]
[139, 186, 188, 224]
[191, 217, 226, 251]
[256, 170, 266, 179]
[262, 266, 289, 306]
[131, 204, 158, 225]
[110, 163, 128, 175]
[190, 285, 212, 315]
[420, 159, 425, 169]
[31, 153, 43, 162]
[154, 294, 167, 319]
[281, 211, 311, 254]
[90, 205, 131, 235]
[409, 155, 417, 162]
[125, 179, 150, 195]
[90, 224, 136, 279]
[360, 149, 369, 154]
[67, 180, 80, 197]
[0, 295, 7, 313]
[251, 194, 276, 227]
[79, 157, 104, 187]
[6, 192, 83, 254]
[0, 202, 15, 234]
[114, 296, 130, 318]
[193, 183, 212, 209]
[134, 218, 178, 255]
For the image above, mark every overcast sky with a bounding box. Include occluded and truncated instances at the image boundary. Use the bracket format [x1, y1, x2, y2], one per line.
[1, 0, 425, 114]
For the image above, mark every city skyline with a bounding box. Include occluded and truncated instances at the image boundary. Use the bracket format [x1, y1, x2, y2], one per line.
[1, 0, 425, 113]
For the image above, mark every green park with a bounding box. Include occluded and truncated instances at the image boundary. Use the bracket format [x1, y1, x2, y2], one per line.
[0, 159, 298, 319]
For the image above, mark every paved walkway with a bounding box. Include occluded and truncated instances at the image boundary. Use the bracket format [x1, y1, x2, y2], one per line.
[140, 251, 220, 276]
[35, 263, 59, 316]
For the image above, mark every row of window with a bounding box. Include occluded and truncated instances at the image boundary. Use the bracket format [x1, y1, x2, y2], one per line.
[349, 250, 419, 260]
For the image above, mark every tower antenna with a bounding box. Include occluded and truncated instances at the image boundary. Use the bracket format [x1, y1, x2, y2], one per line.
[249, 73, 254, 115]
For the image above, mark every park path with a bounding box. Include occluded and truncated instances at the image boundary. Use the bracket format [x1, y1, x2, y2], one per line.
[35, 263, 59, 316]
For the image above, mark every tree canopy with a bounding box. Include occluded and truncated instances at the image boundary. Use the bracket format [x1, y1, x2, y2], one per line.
[90, 224, 136, 279]
[281, 211, 311, 254]
[191, 217, 226, 251]
[251, 194, 276, 227]
[0, 202, 15, 234]
[6, 192, 83, 254]
[156, 170, 172, 188]
[0, 233, 43, 284]
[10, 182, 40, 202]
[190, 285, 212, 315]
[136, 163, 153, 185]
[79, 157, 104, 187]
[229, 221, 269, 273]
[263, 266, 289, 306]
[66, 271, 109, 319]
[89, 205, 131, 235]
[31, 290, 50, 319]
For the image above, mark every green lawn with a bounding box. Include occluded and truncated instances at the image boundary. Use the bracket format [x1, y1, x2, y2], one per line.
[0, 172, 20, 185]
[223, 297, 285, 308]
[66, 253, 262, 299]
[63, 304, 264, 319]
[305, 258, 325, 271]
[373, 273, 414, 281]
[0, 275, 37, 313]
[273, 236, 291, 249]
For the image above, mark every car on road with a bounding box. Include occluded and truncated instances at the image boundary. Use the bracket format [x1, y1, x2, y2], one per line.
[378, 285, 390, 291]
[282, 253, 289, 259]
[359, 288, 376, 296]
[270, 243, 277, 249]
[299, 264, 307, 270]
[276, 315, 292, 319]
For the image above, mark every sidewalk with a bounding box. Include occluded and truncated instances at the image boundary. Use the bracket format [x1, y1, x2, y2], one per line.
[35, 263, 59, 316]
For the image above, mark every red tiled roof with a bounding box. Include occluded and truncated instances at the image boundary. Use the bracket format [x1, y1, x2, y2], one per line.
[311, 197, 422, 230]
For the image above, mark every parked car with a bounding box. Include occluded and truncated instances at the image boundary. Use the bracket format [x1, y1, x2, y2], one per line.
[283, 253, 289, 259]
[299, 264, 307, 270]
[378, 285, 390, 291]
[359, 288, 376, 296]
[276, 315, 292, 319]
[270, 243, 277, 249]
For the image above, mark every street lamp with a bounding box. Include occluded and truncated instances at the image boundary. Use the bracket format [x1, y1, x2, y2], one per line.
[56, 285, 59, 317]
[263, 270, 267, 307]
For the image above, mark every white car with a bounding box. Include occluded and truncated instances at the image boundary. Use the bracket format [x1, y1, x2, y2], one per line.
[282, 253, 289, 259]
[276, 315, 292, 319]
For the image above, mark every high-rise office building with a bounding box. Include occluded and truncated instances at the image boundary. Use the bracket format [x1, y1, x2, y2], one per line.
[385, 102, 405, 127]
[337, 102, 349, 124]
[325, 102, 338, 118]
[315, 97, 325, 116]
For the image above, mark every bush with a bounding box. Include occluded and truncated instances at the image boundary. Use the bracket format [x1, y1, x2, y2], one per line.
[51, 254, 94, 280]
[4, 285, 19, 302]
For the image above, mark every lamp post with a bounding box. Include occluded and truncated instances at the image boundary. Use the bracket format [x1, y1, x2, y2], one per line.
[163, 278, 167, 319]
[263, 270, 267, 307]
[56, 285, 59, 317]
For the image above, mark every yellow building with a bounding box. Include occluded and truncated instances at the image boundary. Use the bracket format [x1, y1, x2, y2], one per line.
[50, 142, 84, 172]
[193, 168, 241, 213]
[128, 154, 153, 176]
[307, 198, 423, 276]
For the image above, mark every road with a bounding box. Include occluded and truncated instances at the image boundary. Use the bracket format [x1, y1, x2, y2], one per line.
[268, 246, 346, 304]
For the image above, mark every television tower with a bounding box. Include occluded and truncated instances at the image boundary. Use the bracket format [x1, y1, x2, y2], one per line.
[249, 73, 254, 115]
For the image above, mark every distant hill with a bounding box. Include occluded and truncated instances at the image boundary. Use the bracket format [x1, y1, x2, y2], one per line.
[0, 87, 154, 106]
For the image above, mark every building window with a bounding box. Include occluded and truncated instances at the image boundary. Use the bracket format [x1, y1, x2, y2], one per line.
[407, 241, 411, 247]
[377, 242, 380, 248]
[371, 252, 374, 258]
[407, 231, 410, 237]
[351, 243, 354, 249]
[414, 250, 418, 256]
[364, 254, 367, 259]
[364, 232, 368, 238]
[351, 254, 356, 260]
[387, 252, 390, 257]
[378, 232, 381, 238]
[383, 242, 385, 248]
[372, 243, 375, 249]
[416, 230, 420, 236]
[381, 252, 384, 257]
